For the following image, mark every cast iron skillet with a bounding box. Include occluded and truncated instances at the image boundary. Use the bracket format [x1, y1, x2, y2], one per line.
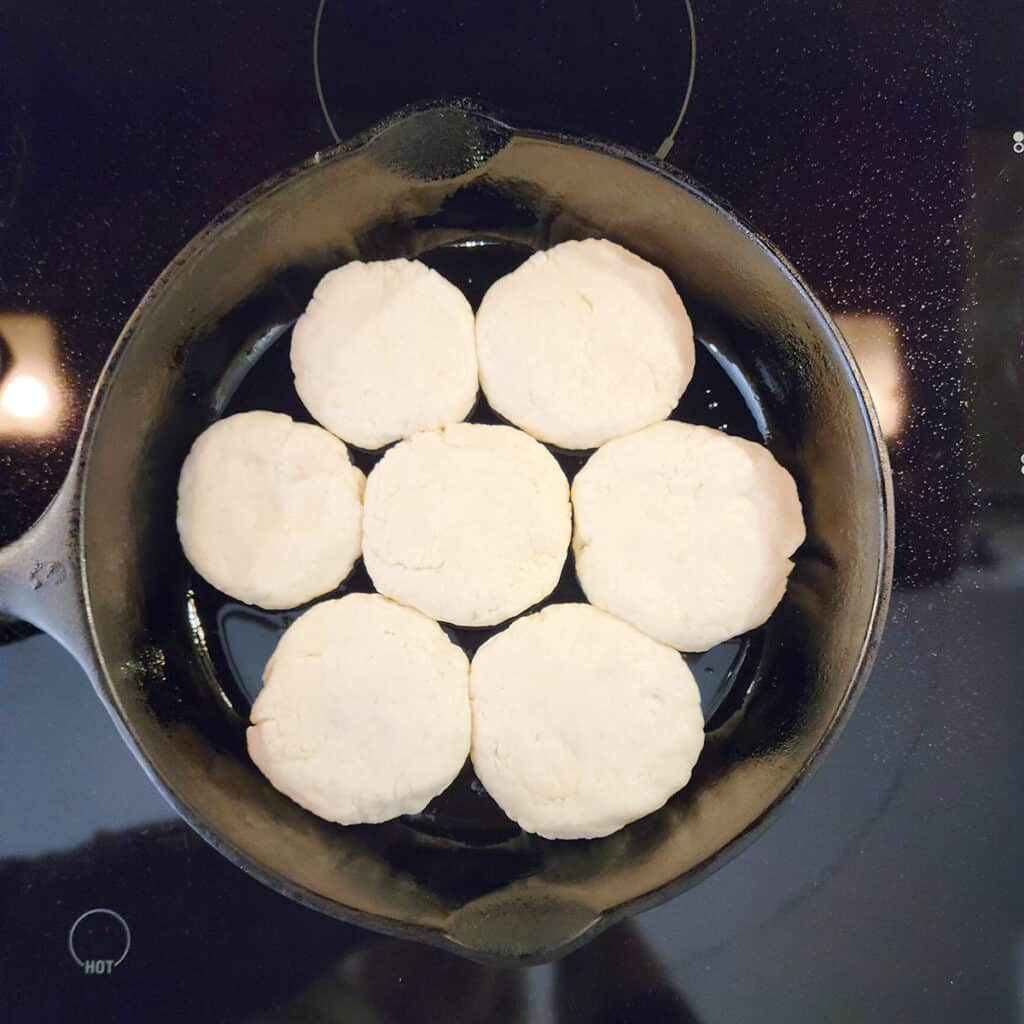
[0, 105, 893, 965]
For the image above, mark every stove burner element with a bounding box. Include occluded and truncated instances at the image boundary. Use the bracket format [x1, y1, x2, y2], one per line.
[654, 0, 696, 158]
[313, 0, 696, 158]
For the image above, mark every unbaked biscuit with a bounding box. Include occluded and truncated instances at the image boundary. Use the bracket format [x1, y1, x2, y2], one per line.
[470, 603, 704, 839]
[177, 411, 364, 609]
[291, 259, 478, 450]
[475, 239, 695, 449]
[248, 593, 471, 824]
[362, 423, 571, 627]
[572, 420, 805, 651]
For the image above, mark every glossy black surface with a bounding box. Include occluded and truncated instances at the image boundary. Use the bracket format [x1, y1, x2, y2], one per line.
[2, 0, 1022, 1020]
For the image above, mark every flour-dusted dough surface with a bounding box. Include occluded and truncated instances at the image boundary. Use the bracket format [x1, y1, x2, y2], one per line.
[572, 421, 806, 652]
[176, 411, 364, 610]
[470, 603, 704, 840]
[475, 238, 695, 449]
[291, 259, 478, 450]
[363, 423, 571, 627]
[247, 593, 471, 825]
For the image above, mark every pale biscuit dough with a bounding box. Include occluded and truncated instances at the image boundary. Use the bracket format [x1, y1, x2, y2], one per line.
[572, 421, 806, 652]
[475, 238, 695, 449]
[362, 423, 571, 627]
[176, 411, 364, 610]
[248, 593, 471, 825]
[470, 603, 705, 840]
[291, 259, 478, 450]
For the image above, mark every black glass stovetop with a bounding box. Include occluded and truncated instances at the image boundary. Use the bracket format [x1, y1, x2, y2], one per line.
[2, 2, 1023, 1021]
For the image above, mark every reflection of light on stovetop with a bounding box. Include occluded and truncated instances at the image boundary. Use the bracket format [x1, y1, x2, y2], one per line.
[832, 313, 906, 439]
[313, 0, 695, 158]
[0, 314, 64, 439]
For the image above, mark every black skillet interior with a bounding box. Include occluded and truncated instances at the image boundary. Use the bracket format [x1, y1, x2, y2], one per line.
[79, 106, 890, 962]
[199, 237, 767, 847]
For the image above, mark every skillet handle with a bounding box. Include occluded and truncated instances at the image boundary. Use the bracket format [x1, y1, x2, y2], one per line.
[0, 457, 93, 671]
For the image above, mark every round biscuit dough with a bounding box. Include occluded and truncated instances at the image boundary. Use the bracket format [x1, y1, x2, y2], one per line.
[572, 421, 806, 652]
[291, 259, 478, 450]
[475, 238, 695, 449]
[362, 423, 571, 627]
[470, 603, 705, 840]
[176, 411, 364, 609]
[247, 593, 471, 825]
